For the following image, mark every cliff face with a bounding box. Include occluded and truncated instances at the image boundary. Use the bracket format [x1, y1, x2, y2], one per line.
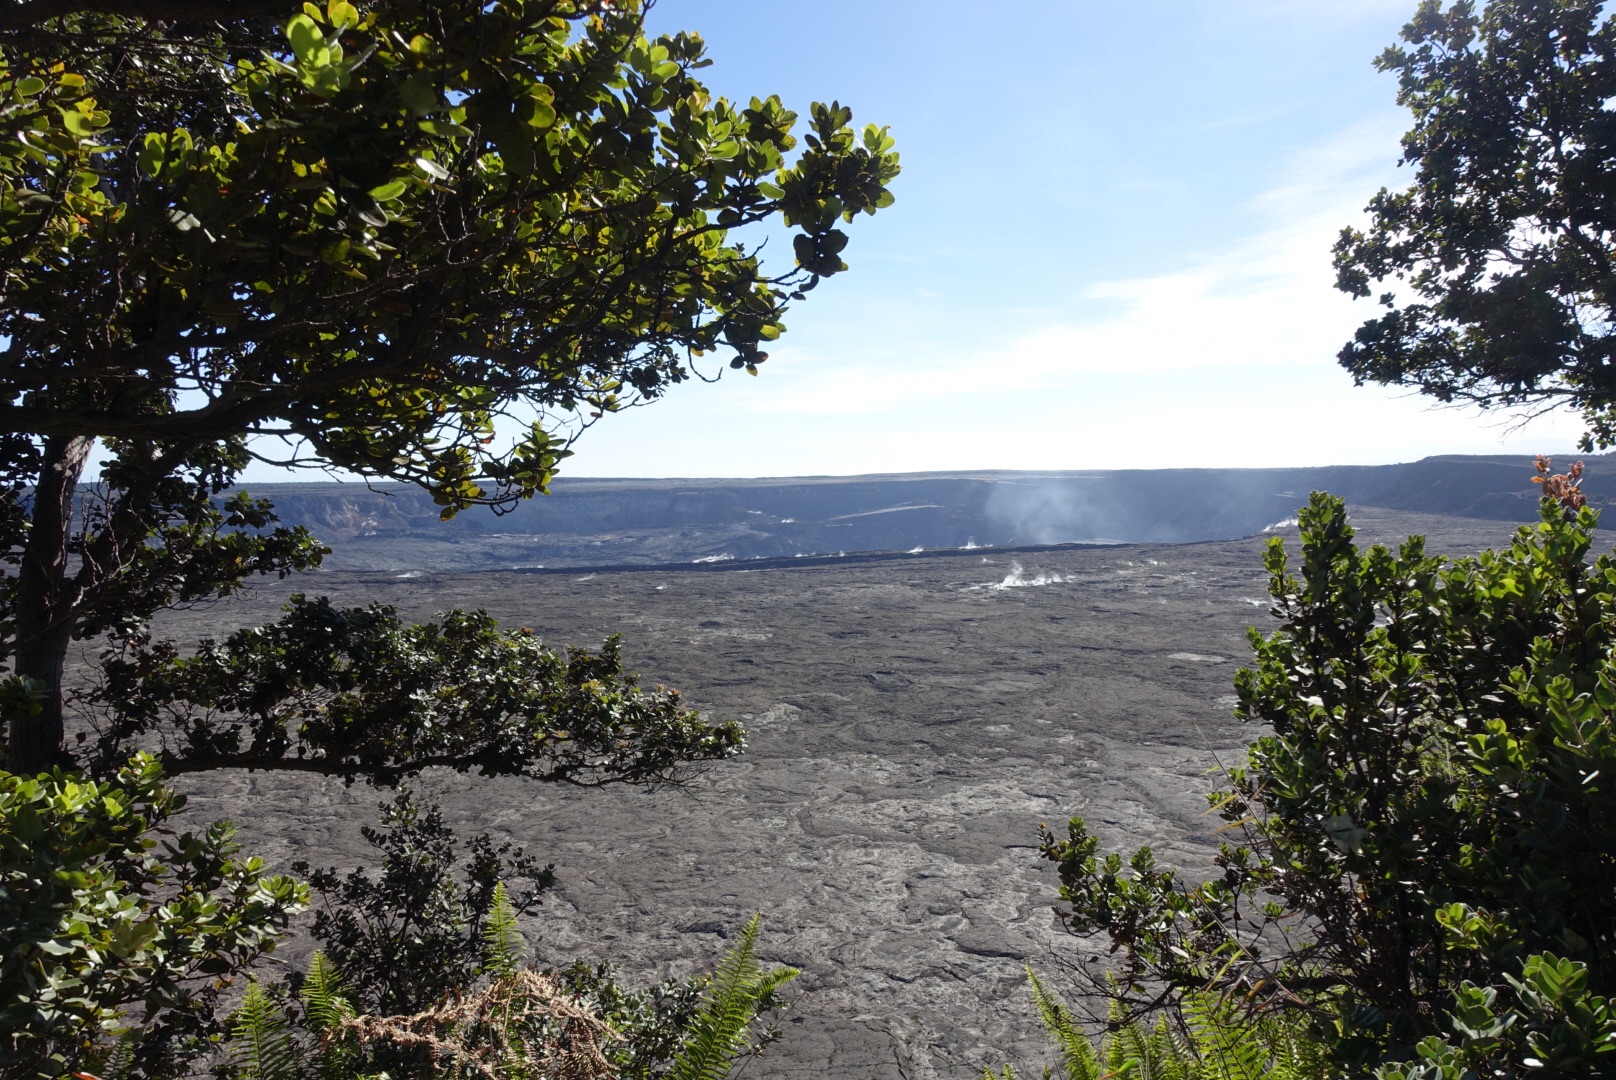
[235, 454, 1609, 571]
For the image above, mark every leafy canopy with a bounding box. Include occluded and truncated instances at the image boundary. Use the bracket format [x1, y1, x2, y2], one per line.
[0, 0, 898, 773]
[1334, 0, 1616, 447]
[0, 0, 899, 507]
[86, 594, 742, 785]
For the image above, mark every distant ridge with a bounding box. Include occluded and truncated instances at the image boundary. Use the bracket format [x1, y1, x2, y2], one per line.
[234, 454, 1611, 572]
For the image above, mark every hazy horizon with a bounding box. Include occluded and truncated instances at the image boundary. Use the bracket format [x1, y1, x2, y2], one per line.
[230, 450, 1591, 488]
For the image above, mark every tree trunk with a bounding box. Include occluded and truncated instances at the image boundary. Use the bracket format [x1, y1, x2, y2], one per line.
[8, 434, 92, 773]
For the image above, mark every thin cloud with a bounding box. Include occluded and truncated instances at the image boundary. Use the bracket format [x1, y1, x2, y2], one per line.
[751, 117, 1421, 414]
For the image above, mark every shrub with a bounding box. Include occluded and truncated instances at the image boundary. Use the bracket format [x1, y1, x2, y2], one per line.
[200, 915, 793, 1080]
[1043, 471, 1616, 1070]
[292, 788, 554, 1016]
[0, 752, 304, 1078]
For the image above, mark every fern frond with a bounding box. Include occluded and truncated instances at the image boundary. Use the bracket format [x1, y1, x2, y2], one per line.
[1147, 1014, 1190, 1080]
[300, 950, 356, 1080]
[1263, 1015, 1300, 1080]
[82, 1029, 138, 1080]
[1096, 998, 1148, 1080]
[227, 979, 300, 1080]
[1181, 992, 1271, 1080]
[1256, 1010, 1332, 1080]
[301, 950, 353, 1033]
[664, 913, 800, 1080]
[480, 880, 525, 977]
[1027, 969, 1102, 1080]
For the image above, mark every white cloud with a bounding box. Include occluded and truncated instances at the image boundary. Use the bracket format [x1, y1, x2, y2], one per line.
[744, 117, 1506, 410]
[567, 118, 1587, 477]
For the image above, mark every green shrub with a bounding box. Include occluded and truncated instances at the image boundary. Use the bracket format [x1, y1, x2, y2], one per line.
[1043, 478, 1616, 1070]
[291, 788, 554, 1016]
[1373, 950, 1616, 1080]
[291, 796, 791, 1079]
[197, 915, 793, 1080]
[0, 753, 305, 1078]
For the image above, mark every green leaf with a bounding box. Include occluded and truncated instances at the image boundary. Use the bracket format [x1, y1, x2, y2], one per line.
[398, 72, 440, 117]
[57, 107, 96, 138]
[415, 119, 471, 141]
[367, 179, 407, 202]
[327, 0, 359, 29]
[107, 919, 159, 959]
[286, 14, 329, 67]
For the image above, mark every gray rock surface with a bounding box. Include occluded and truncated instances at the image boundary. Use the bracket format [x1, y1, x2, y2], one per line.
[138, 508, 1534, 1077]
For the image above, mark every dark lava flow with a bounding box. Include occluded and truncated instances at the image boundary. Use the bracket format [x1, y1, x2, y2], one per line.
[141, 509, 1535, 1078]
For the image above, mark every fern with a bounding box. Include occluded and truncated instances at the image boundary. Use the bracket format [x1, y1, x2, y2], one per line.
[1148, 1015, 1192, 1080]
[664, 913, 800, 1080]
[1267, 1012, 1330, 1080]
[301, 950, 353, 1033]
[1101, 997, 1149, 1079]
[227, 979, 300, 1080]
[1013, 972, 1337, 1080]
[298, 950, 356, 1080]
[1028, 968, 1102, 1080]
[480, 880, 525, 977]
[82, 1030, 138, 1080]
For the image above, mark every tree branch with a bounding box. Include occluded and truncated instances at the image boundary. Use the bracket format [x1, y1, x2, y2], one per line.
[158, 748, 677, 788]
[0, 0, 298, 31]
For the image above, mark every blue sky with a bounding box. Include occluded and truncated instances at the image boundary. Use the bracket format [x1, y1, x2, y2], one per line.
[552, 0, 1586, 478]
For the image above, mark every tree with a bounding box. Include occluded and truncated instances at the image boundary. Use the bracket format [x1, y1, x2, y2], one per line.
[0, 2, 896, 1070]
[1332, 0, 1616, 446]
[0, 0, 900, 773]
[1042, 469, 1616, 1070]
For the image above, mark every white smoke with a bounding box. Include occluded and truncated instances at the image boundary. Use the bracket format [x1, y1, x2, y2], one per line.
[983, 478, 1112, 545]
[968, 560, 1066, 591]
